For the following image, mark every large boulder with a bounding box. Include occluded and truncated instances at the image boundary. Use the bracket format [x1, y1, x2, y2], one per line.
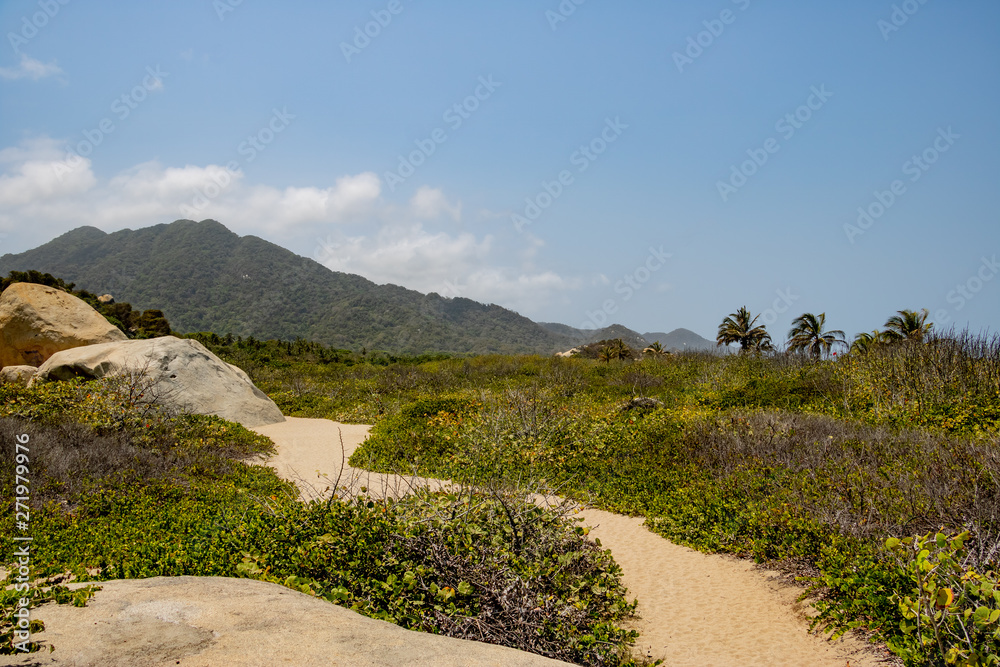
[5, 576, 573, 666]
[0, 282, 127, 367]
[33, 336, 285, 428]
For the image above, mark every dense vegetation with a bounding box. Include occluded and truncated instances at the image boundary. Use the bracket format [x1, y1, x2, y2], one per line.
[187, 329, 1000, 665]
[0, 376, 642, 665]
[0, 221, 573, 355]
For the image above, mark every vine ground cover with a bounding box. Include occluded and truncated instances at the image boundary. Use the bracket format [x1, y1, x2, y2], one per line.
[0, 379, 643, 666]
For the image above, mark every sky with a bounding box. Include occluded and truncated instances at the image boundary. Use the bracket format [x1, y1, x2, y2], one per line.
[0, 1, 998, 343]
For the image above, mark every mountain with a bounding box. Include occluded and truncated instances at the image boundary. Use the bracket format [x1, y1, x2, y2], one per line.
[539, 323, 649, 350]
[536, 322, 589, 345]
[642, 328, 715, 351]
[0, 220, 573, 356]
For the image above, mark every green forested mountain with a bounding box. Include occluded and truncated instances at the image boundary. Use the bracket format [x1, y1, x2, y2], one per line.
[538, 323, 694, 351]
[642, 328, 715, 352]
[0, 220, 573, 355]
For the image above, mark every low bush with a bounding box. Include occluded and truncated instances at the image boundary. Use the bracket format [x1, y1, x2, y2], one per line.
[887, 531, 1000, 666]
[0, 376, 640, 665]
[349, 383, 1000, 663]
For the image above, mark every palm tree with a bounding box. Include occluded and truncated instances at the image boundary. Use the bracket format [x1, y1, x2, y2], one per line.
[883, 309, 932, 343]
[610, 338, 632, 361]
[643, 341, 670, 357]
[716, 306, 773, 353]
[850, 329, 885, 354]
[597, 346, 615, 363]
[786, 312, 845, 358]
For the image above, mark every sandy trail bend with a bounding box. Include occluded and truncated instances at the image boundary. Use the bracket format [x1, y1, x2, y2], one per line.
[253, 417, 888, 667]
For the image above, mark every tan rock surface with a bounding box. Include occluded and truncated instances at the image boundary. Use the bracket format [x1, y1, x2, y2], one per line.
[0, 282, 126, 367]
[0, 576, 572, 667]
[33, 336, 285, 428]
[0, 364, 37, 385]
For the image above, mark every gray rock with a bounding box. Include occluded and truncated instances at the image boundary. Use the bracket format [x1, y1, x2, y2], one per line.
[32, 336, 284, 428]
[225, 361, 253, 385]
[0, 364, 37, 386]
[0, 282, 127, 367]
[4, 576, 573, 667]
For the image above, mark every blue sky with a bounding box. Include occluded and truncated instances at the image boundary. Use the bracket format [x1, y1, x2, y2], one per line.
[1, 1, 997, 343]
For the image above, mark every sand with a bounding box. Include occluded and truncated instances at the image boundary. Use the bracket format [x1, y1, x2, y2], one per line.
[253, 416, 895, 667]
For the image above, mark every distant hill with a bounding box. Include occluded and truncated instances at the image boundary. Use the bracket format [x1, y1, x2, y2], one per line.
[588, 324, 649, 350]
[539, 323, 649, 350]
[537, 322, 589, 344]
[642, 328, 715, 351]
[0, 220, 573, 356]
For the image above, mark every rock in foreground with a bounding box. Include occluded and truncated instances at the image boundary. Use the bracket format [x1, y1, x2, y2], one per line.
[0, 282, 127, 367]
[6, 576, 573, 667]
[33, 336, 284, 428]
[0, 364, 37, 386]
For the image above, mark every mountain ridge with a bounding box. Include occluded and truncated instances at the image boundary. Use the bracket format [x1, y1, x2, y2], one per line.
[0, 220, 715, 355]
[0, 220, 570, 355]
[642, 328, 716, 351]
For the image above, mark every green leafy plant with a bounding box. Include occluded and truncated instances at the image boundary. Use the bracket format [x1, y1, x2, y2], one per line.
[887, 531, 1000, 666]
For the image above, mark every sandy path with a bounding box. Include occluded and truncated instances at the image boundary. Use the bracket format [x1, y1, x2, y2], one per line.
[253, 417, 890, 667]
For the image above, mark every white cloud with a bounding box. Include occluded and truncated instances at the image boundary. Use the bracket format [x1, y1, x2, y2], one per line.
[0, 142, 95, 207]
[0, 140, 380, 235]
[0, 54, 64, 81]
[410, 186, 462, 221]
[188, 171, 382, 231]
[312, 223, 581, 311]
[0, 136, 579, 314]
[315, 224, 489, 288]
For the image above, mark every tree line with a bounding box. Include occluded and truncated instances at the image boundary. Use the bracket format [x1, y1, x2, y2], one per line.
[716, 306, 934, 356]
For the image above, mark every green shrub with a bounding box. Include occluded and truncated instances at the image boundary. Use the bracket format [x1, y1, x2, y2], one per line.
[887, 532, 1000, 665]
[1, 372, 640, 665]
[350, 397, 481, 472]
